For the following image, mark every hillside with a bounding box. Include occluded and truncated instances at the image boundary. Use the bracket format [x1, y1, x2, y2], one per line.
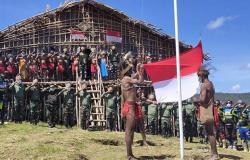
[215, 93, 250, 104]
[0, 123, 249, 160]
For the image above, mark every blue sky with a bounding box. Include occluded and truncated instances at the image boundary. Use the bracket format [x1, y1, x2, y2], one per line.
[0, 0, 249, 93]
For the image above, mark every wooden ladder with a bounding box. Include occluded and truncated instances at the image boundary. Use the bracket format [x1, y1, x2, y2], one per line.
[88, 66, 106, 127]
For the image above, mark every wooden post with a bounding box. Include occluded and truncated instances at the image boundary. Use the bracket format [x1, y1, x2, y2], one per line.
[75, 66, 79, 127]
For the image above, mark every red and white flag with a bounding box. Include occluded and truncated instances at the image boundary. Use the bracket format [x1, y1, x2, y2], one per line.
[70, 29, 86, 40]
[144, 42, 203, 103]
[106, 31, 122, 43]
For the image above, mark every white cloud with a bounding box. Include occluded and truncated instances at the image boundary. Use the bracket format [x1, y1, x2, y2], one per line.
[239, 63, 250, 71]
[207, 16, 237, 30]
[247, 63, 250, 69]
[231, 84, 240, 93]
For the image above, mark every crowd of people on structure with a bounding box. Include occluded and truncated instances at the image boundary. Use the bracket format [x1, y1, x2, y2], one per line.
[0, 45, 160, 82]
[0, 45, 249, 157]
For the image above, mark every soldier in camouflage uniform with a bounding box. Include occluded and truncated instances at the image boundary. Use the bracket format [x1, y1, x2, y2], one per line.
[25, 79, 41, 125]
[107, 46, 119, 79]
[183, 99, 197, 142]
[42, 84, 59, 128]
[160, 103, 173, 137]
[173, 103, 179, 137]
[58, 83, 75, 128]
[78, 82, 92, 130]
[146, 94, 158, 135]
[101, 86, 118, 131]
[9, 74, 25, 123]
[172, 103, 186, 137]
[0, 74, 8, 125]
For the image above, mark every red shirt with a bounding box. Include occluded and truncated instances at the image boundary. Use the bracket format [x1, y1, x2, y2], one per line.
[29, 64, 38, 74]
[91, 64, 97, 73]
[7, 64, 15, 74]
[48, 63, 55, 70]
[58, 64, 65, 73]
[40, 63, 47, 70]
[0, 64, 6, 73]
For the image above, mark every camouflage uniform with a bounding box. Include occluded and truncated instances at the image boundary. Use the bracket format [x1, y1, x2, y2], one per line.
[10, 81, 25, 123]
[102, 92, 118, 131]
[0, 79, 8, 125]
[147, 102, 158, 134]
[160, 103, 173, 137]
[43, 86, 59, 128]
[173, 105, 186, 137]
[26, 85, 41, 125]
[61, 89, 75, 128]
[173, 105, 179, 137]
[183, 102, 197, 142]
[79, 90, 92, 130]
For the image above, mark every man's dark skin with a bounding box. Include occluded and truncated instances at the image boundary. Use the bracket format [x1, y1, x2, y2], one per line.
[193, 68, 219, 160]
[121, 63, 144, 160]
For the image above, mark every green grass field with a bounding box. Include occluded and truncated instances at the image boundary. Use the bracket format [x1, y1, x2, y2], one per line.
[0, 122, 249, 160]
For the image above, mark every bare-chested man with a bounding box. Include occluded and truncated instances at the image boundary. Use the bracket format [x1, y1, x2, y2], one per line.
[121, 63, 144, 160]
[193, 67, 219, 160]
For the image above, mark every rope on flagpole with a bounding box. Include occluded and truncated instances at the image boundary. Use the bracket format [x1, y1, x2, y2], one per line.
[173, 0, 184, 159]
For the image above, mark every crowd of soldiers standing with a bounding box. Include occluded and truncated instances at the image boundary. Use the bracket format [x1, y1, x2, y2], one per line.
[0, 45, 249, 153]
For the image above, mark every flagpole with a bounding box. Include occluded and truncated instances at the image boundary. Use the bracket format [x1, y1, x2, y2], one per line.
[173, 0, 184, 159]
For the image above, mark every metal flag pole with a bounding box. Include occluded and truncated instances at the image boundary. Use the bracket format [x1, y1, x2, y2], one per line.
[173, 0, 184, 159]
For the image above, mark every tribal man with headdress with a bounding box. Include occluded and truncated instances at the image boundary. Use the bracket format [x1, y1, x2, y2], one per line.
[120, 52, 144, 160]
[192, 67, 219, 160]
